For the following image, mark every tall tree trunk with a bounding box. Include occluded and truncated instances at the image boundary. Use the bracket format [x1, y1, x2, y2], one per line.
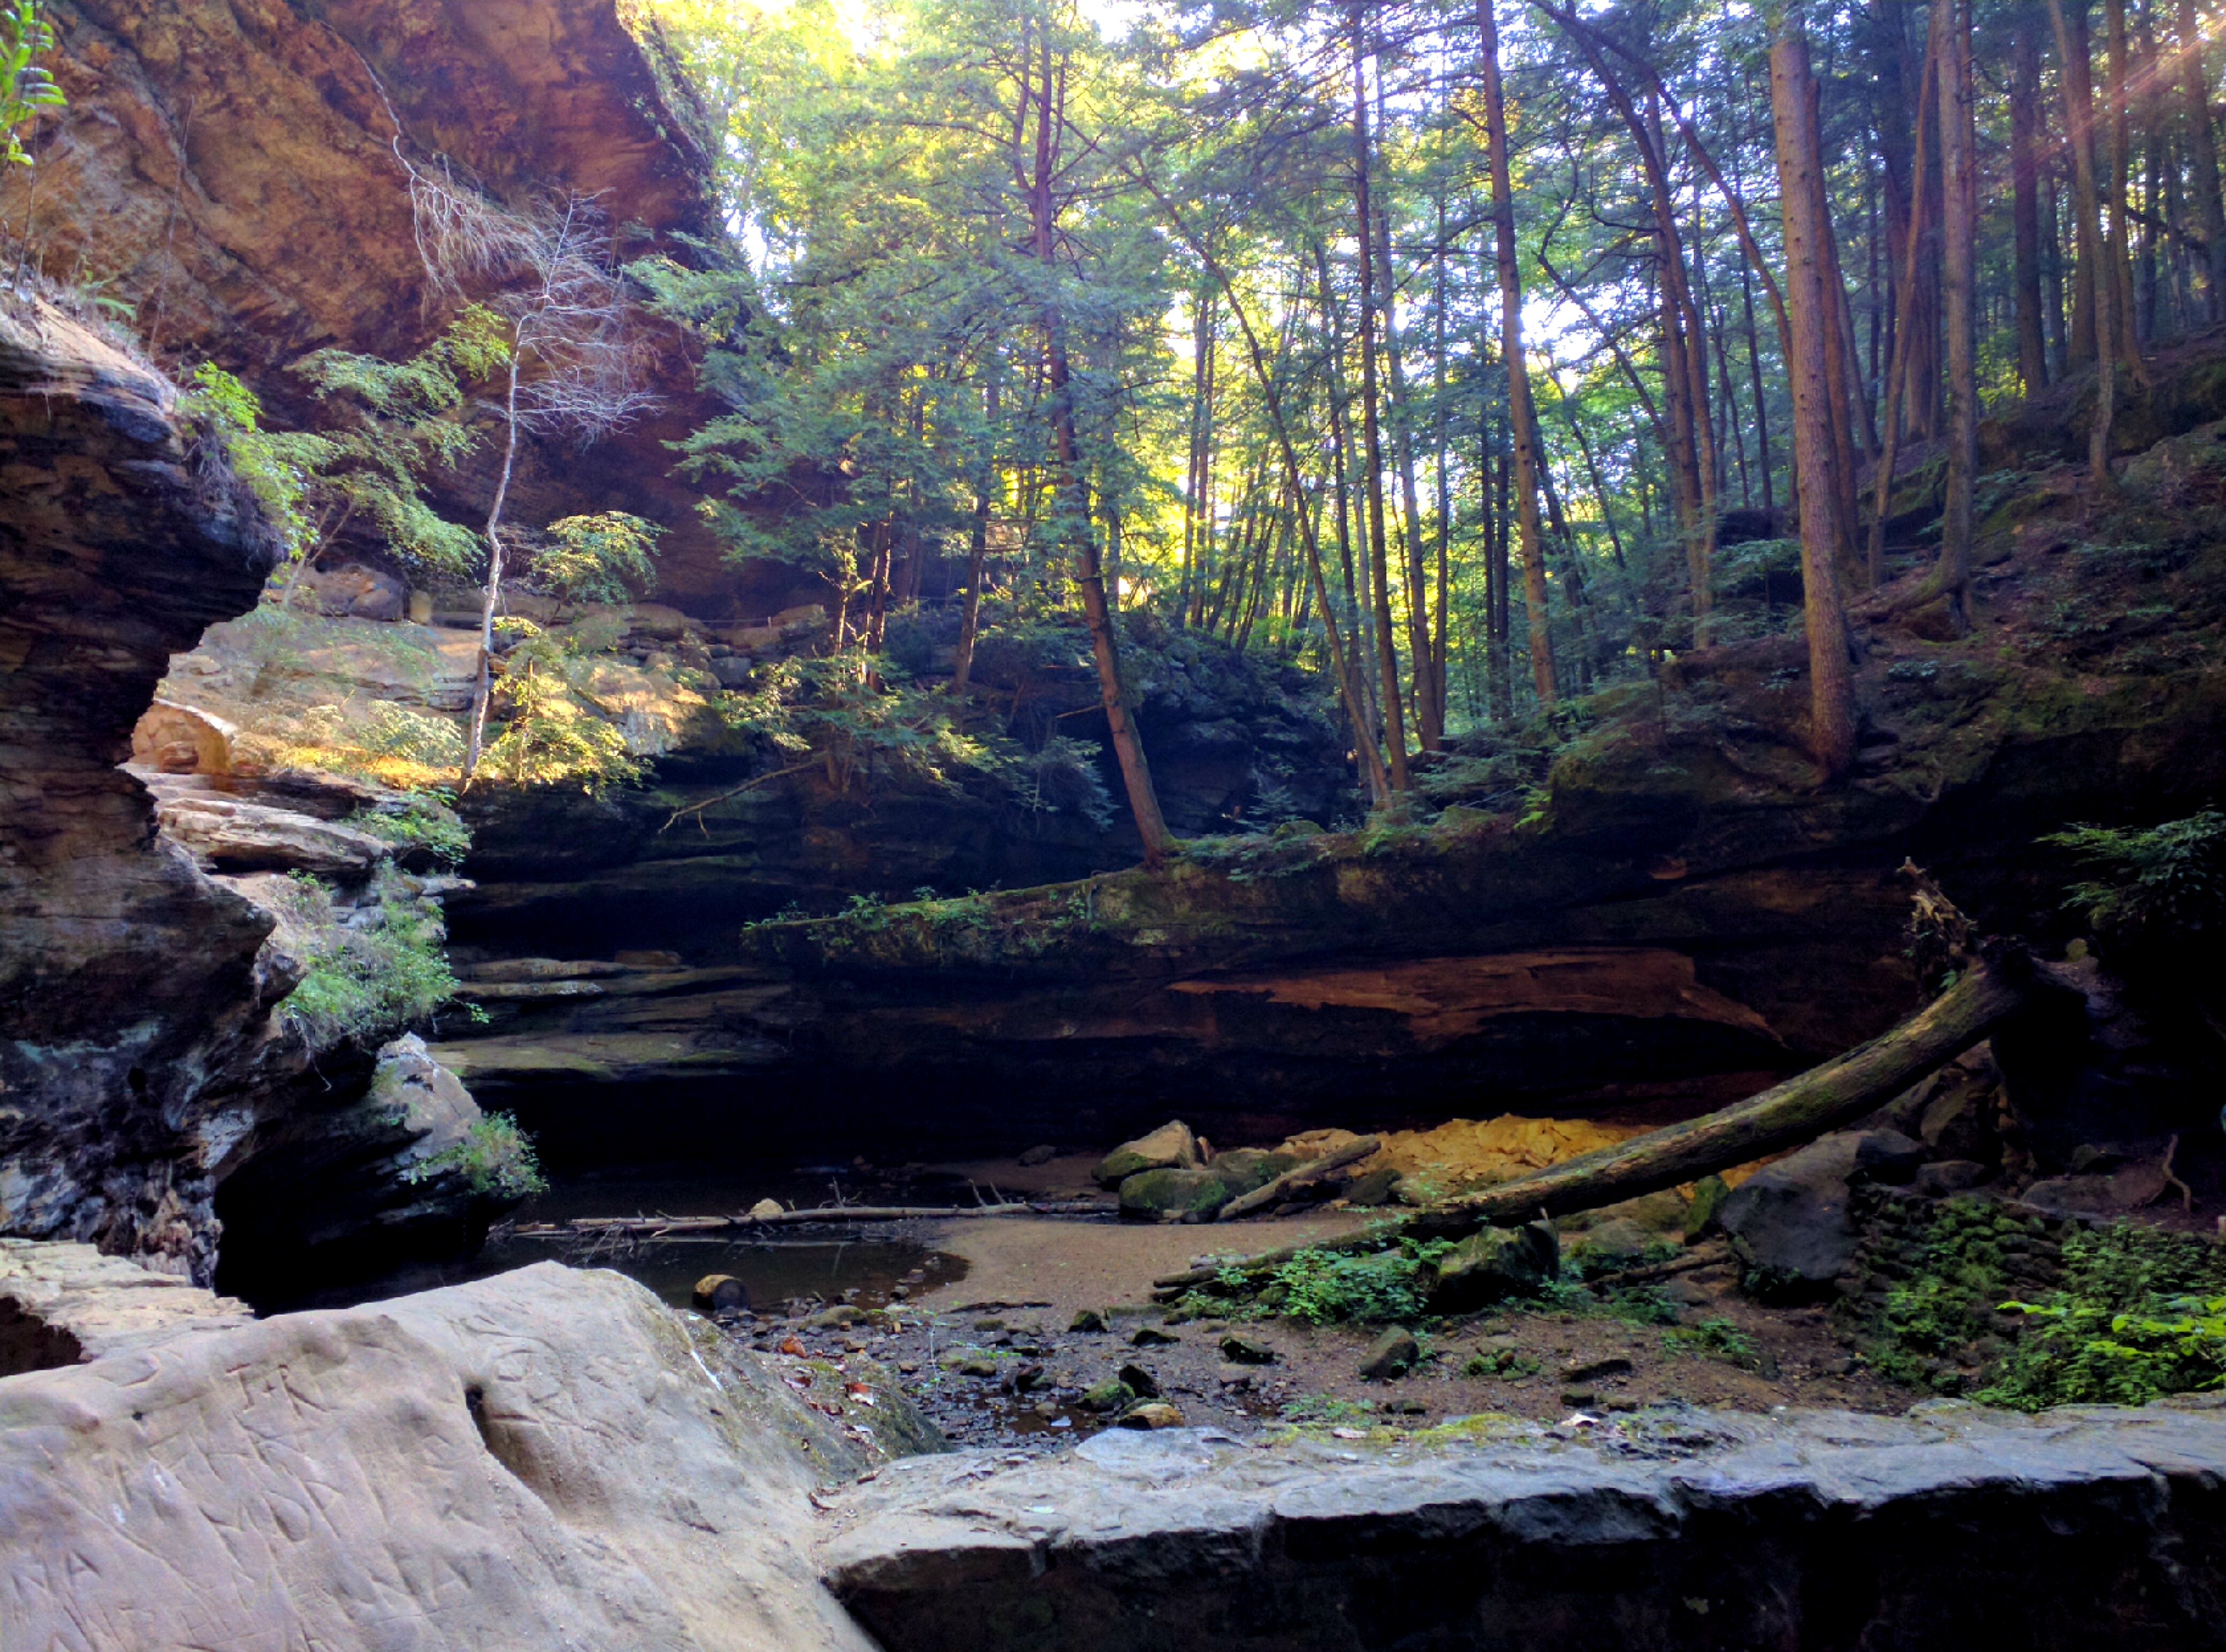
[1937, 0, 1978, 634]
[2051, 0, 2121, 491]
[1867, 1, 1940, 585]
[2177, 0, 2226, 321]
[1771, 17, 1859, 778]
[1479, 0, 1557, 704]
[2103, 0, 2148, 377]
[1351, 13, 1413, 787]
[2011, 18, 2052, 391]
[463, 347, 525, 782]
[1029, 37, 1171, 862]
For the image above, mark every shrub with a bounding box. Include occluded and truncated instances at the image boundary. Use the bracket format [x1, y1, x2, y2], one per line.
[1978, 1223, 2226, 1410]
[271, 870, 461, 1045]
[1260, 1241, 1450, 1326]
[404, 1113, 547, 1200]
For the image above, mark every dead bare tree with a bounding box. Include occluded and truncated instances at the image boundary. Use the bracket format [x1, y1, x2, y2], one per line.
[398, 162, 658, 778]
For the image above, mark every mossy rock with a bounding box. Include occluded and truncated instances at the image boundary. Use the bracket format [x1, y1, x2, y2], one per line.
[1206, 1148, 1302, 1196]
[1118, 1168, 1232, 1221]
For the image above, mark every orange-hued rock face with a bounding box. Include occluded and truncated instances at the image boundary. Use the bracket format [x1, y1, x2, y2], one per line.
[4, 0, 804, 614]
[1167, 950, 1779, 1049]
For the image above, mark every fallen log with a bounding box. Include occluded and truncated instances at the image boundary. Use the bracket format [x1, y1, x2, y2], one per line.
[1215, 1135, 1381, 1221]
[515, 1199, 1110, 1237]
[1154, 949, 2045, 1292]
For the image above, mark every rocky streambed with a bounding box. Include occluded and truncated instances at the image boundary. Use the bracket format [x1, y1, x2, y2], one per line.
[5, 1239, 2226, 1651]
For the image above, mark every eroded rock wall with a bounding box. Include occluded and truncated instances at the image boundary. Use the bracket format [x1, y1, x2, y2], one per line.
[0, 298, 282, 1275]
[6, 0, 789, 613]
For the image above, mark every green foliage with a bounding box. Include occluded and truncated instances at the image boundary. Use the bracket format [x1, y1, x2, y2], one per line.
[270, 869, 461, 1045]
[536, 512, 666, 603]
[2041, 812, 2226, 941]
[717, 648, 1099, 814]
[2, 0, 62, 169]
[1275, 1393, 1380, 1427]
[1664, 1317, 1762, 1370]
[403, 1113, 548, 1200]
[347, 790, 471, 868]
[1977, 1223, 2226, 1410]
[291, 307, 507, 577]
[478, 633, 645, 792]
[182, 364, 337, 561]
[1462, 1346, 1542, 1379]
[1257, 1240, 1451, 1326]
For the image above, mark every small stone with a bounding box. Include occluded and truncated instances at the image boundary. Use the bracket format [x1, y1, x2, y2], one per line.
[1217, 1367, 1255, 1390]
[897, 1360, 920, 1375]
[1080, 1376, 1134, 1413]
[1560, 1388, 1598, 1407]
[692, 1275, 749, 1313]
[938, 1351, 999, 1378]
[806, 1305, 864, 1329]
[1069, 1309, 1109, 1334]
[973, 1318, 1006, 1332]
[1684, 1175, 1732, 1240]
[1117, 1363, 1160, 1398]
[1359, 1329, 1420, 1382]
[1379, 1398, 1426, 1416]
[1914, 1160, 1991, 1197]
[1116, 1401, 1184, 1429]
[1218, 1334, 1277, 1365]
[1018, 1144, 1058, 1167]
[1032, 1400, 1062, 1419]
[748, 1198, 784, 1221]
[1010, 1363, 1047, 1394]
[1130, 1326, 1179, 1347]
[889, 1284, 911, 1299]
[1561, 1356, 1634, 1383]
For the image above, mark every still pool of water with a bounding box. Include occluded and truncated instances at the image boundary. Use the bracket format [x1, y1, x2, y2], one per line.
[477, 1228, 966, 1313]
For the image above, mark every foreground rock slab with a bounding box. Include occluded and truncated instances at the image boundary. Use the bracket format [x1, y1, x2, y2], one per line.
[821, 1401, 2226, 1651]
[0, 1261, 877, 1651]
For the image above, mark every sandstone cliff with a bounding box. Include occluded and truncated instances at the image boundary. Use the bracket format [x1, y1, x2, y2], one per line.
[3, 0, 795, 613]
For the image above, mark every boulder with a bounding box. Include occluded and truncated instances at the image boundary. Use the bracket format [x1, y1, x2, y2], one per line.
[1427, 1220, 1559, 1312]
[1358, 1328, 1421, 1381]
[694, 1274, 749, 1313]
[130, 699, 237, 775]
[1218, 1334, 1277, 1365]
[1095, 1121, 1202, 1187]
[1117, 1168, 1230, 1221]
[1202, 1146, 1301, 1195]
[1342, 1166, 1404, 1206]
[1117, 1401, 1185, 1429]
[305, 561, 408, 621]
[1017, 1144, 1058, 1167]
[0, 1261, 888, 1651]
[156, 793, 392, 877]
[1720, 1129, 1923, 1301]
[1563, 1217, 1656, 1275]
[0, 1238, 251, 1375]
[1914, 1160, 1993, 1196]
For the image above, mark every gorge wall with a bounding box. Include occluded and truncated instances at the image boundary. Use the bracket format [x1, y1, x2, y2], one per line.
[0, 298, 283, 1278]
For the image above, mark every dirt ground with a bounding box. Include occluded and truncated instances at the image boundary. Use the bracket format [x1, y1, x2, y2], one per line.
[719, 1151, 1910, 1452]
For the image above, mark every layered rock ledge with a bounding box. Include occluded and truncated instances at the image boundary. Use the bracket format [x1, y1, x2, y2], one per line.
[823, 1402, 2226, 1650]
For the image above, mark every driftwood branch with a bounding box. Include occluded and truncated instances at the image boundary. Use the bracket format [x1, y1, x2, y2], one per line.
[516, 1199, 1111, 1238]
[1216, 1135, 1381, 1221]
[1408, 955, 2032, 1233]
[1156, 950, 2044, 1292]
